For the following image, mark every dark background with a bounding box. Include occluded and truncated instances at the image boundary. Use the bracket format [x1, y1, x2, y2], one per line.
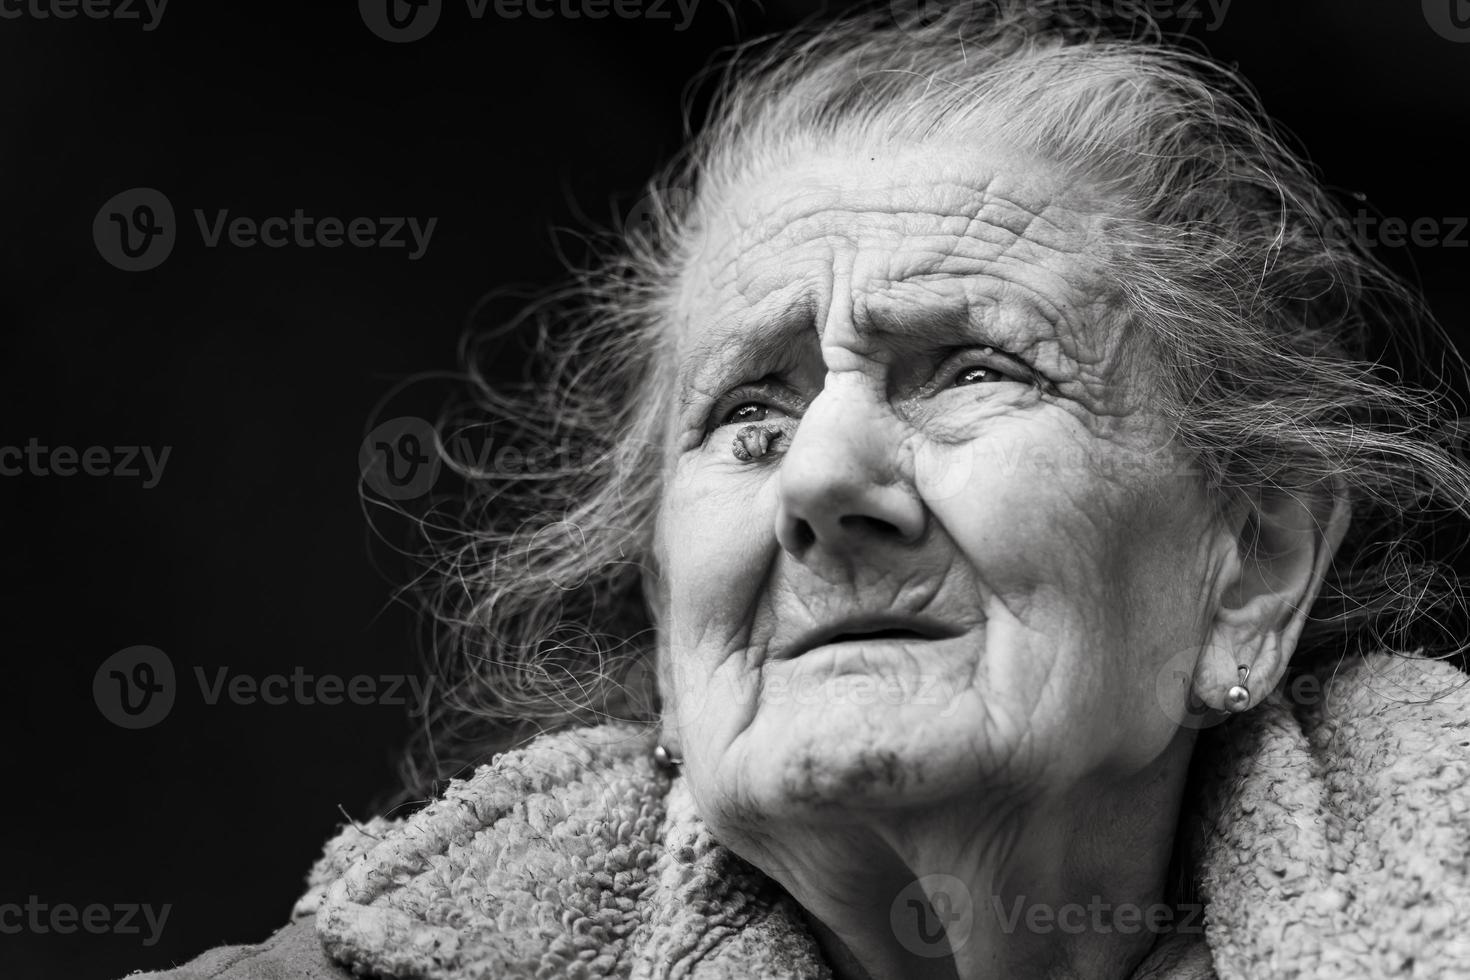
[1, 1, 1466, 977]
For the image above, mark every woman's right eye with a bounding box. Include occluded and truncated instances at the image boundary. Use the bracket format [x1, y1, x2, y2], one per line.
[722, 402, 776, 426]
[696, 366, 816, 443]
[704, 381, 798, 434]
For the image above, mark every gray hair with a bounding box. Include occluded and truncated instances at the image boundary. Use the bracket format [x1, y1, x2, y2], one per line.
[391, 0, 1470, 798]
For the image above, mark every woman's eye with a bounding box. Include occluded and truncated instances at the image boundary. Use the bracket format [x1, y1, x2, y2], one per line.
[942, 347, 1035, 390]
[954, 365, 1002, 386]
[704, 385, 797, 436]
[700, 374, 800, 439]
[721, 401, 781, 426]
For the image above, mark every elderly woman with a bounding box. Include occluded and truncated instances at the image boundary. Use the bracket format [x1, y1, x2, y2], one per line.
[134, 4, 1470, 979]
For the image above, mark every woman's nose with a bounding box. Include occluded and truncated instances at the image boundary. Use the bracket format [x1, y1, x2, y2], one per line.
[774, 382, 926, 559]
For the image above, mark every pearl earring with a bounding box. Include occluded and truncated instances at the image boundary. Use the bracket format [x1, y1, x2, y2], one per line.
[1225, 664, 1251, 712]
[653, 744, 683, 769]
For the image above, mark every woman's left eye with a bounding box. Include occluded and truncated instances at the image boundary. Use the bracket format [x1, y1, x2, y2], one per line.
[941, 348, 1031, 389]
[721, 401, 784, 426]
[953, 364, 1003, 386]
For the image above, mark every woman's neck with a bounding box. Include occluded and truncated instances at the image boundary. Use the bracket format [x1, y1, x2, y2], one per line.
[760, 741, 1194, 980]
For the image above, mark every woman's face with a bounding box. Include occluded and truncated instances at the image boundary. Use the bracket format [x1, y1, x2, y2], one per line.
[649, 142, 1229, 841]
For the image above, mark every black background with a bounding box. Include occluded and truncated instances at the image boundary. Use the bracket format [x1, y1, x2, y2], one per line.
[1, 1, 1467, 977]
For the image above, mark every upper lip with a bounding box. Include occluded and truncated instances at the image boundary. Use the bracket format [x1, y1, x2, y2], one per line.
[777, 612, 965, 660]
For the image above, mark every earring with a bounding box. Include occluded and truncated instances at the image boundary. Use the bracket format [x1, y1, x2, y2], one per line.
[732, 424, 782, 462]
[653, 744, 683, 770]
[1225, 664, 1251, 712]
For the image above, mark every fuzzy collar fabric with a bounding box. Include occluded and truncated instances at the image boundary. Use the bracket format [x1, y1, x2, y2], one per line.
[1182, 649, 1470, 978]
[291, 650, 1470, 980]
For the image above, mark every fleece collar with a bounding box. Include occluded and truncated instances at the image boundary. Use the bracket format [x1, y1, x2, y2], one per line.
[292, 651, 1470, 979]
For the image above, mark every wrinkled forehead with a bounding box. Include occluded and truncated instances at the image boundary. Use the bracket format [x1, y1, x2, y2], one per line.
[666, 144, 1137, 396]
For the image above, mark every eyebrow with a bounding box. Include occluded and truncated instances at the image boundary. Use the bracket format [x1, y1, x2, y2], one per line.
[674, 287, 1062, 415]
[676, 305, 816, 414]
[863, 295, 1003, 351]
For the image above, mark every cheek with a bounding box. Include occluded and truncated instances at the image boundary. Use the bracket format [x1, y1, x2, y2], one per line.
[662, 467, 773, 602]
[921, 427, 1127, 612]
[919, 430, 1209, 768]
[655, 469, 777, 709]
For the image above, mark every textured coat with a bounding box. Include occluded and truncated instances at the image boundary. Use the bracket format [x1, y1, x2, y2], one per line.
[127, 650, 1470, 979]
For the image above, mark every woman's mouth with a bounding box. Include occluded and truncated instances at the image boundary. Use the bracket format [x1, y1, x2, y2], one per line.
[780, 615, 965, 659]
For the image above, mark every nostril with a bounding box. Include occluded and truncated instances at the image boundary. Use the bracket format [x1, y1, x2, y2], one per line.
[789, 519, 816, 551]
[838, 514, 904, 538]
[776, 479, 926, 556]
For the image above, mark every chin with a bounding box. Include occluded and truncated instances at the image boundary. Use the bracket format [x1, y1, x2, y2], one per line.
[739, 705, 978, 818]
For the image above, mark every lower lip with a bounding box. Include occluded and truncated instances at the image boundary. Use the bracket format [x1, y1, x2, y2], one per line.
[797, 636, 939, 656]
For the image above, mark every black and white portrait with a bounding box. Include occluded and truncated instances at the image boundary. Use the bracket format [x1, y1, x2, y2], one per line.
[6, 2, 1470, 978]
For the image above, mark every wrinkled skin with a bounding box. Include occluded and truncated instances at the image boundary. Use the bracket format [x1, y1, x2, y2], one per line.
[641, 143, 1343, 979]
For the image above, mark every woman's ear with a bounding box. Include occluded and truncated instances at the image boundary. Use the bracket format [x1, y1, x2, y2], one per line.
[639, 559, 681, 748]
[641, 559, 666, 630]
[1194, 478, 1351, 711]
